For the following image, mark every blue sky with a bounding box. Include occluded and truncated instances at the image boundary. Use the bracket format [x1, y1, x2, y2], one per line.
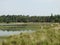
[0, 0, 60, 16]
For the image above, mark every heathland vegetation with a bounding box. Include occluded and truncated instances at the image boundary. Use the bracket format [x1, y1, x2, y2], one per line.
[0, 23, 60, 45]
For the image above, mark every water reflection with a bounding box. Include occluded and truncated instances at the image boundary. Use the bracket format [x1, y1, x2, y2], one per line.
[0, 30, 33, 36]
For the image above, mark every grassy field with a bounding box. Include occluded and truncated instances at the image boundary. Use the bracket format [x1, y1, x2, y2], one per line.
[0, 22, 59, 31]
[0, 23, 60, 45]
[0, 23, 41, 31]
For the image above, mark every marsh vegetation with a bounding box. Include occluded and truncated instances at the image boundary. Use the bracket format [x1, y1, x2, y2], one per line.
[0, 23, 60, 45]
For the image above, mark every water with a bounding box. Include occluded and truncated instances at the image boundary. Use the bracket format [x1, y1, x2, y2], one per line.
[0, 30, 33, 36]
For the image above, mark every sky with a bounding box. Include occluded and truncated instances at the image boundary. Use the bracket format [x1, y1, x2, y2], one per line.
[0, 0, 60, 16]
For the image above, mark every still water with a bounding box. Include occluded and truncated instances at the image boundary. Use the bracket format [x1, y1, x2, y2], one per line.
[0, 30, 33, 36]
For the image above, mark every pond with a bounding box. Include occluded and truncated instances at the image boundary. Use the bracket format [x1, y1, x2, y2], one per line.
[0, 30, 34, 36]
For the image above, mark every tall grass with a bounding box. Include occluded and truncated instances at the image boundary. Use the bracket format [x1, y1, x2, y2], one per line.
[1, 23, 60, 45]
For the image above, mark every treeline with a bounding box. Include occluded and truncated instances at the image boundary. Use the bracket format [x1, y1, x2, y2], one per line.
[0, 14, 60, 23]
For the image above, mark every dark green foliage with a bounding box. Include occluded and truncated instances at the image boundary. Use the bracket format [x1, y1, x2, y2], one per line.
[11, 41, 17, 45]
[0, 14, 60, 23]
